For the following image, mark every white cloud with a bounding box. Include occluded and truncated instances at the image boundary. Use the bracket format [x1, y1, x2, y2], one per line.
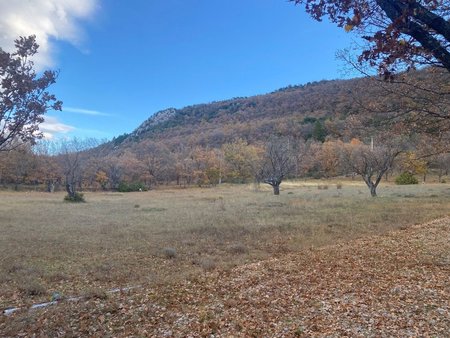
[63, 106, 112, 116]
[0, 0, 99, 70]
[39, 116, 75, 139]
[73, 127, 115, 139]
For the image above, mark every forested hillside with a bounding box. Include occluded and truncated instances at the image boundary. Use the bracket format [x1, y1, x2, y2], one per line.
[106, 66, 448, 151]
[111, 77, 362, 149]
[1, 68, 449, 193]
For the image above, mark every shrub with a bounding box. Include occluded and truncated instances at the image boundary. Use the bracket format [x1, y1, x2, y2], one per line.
[395, 172, 419, 185]
[82, 287, 108, 300]
[200, 258, 216, 271]
[19, 279, 46, 296]
[117, 182, 147, 192]
[193, 257, 217, 271]
[228, 243, 249, 255]
[117, 182, 131, 192]
[163, 247, 177, 259]
[64, 192, 85, 202]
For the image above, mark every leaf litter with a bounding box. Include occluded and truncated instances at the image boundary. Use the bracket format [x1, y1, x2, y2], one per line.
[1, 217, 449, 337]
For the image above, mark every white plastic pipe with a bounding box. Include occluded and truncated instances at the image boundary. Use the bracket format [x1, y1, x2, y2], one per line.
[3, 286, 139, 316]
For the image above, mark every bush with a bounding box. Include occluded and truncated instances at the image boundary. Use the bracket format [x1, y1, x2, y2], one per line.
[163, 247, 177, 259]
[19, 279, 46, 296]
[199, 257, 216, 271]
[117, 182, 148, 192]
[228, 243, 249, 255]
[64, 192, 85, 202]
[395, 172, 419, 185]
[82, 287, 108, 300]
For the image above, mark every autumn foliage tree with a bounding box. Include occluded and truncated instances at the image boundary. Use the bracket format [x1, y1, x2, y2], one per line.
[290, 0, 450, 77]
[0, 145, 38, 190]
[313, 1, 450, 134]
[0, 36, 61, 151]
[399, 151, 428, 180]
[134, 140, 176, 187]
[95, 170, 109, 190]
[315, 140, 344, 177]
[290, 0, 450, 144]
[222, 139, 263, 183]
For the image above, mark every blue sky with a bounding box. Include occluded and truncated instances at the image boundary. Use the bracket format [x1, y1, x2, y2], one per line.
[1, 0, 356, 140]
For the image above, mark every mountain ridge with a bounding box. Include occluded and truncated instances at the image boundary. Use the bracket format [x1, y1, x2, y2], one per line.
[110, 76, 364, 150]
[106, 67, 446, 153]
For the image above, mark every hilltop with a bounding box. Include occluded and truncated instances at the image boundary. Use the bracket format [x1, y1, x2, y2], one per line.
[109, 76, 365, 150]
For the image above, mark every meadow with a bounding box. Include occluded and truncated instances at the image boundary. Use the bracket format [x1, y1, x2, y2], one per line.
[1, 180, 449, 311]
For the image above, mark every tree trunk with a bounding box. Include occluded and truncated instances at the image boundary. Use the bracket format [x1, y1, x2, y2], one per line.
[272, 184, 280, 195]
[47, 182, 55, 193]
[376, 0, 450, 72]
[363, 176, 378, 197]
[370, 184, 377, 197]
[66, 183, 75, 197]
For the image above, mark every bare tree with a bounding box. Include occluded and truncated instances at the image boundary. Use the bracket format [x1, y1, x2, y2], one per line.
[434, 152, 450, 182]
[260, 137, 296, 195]
[33, 140, 63, 192]
[56, 138, 99, 199]
[340, 138, 405, 196]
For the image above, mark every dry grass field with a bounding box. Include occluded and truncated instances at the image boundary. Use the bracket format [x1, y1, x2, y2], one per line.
[0, 180, 449, 335]
[1, 180, 449, 306]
